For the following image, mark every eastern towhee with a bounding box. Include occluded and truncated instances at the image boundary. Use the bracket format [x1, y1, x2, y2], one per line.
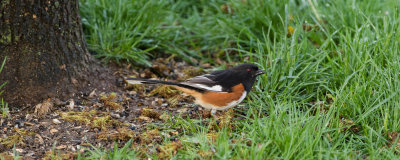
[125, 63, 265, 114]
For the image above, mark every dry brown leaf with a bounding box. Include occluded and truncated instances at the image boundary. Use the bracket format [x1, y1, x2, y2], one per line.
[56, 145, 67, 150]
[34, 98, 53, 117]
[50, 129, 58, 134]
[35, 134, 44, 144]
[138, 116, 151, 122]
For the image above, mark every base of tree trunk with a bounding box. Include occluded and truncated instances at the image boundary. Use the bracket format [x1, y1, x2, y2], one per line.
[2, 44, 118, 108]
[0, 0, 119, 108]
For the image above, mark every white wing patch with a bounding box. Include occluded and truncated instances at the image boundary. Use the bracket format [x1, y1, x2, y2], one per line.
[190, 84, 223, 92]
[126, 79, 145, 84]
[183, 75, 224, 92]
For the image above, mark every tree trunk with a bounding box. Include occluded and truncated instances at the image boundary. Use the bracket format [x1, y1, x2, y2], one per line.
[0, 0, 116, 107]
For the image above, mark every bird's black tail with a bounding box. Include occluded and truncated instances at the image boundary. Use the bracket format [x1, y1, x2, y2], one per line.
[125, 77, 205, 92]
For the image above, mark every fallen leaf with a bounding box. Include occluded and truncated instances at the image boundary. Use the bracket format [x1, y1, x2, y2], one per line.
[34, 98, 53, 117]
[50, 129, 58, 134]
[138, 116, 151, 122]
[35, 134, 44, 144]
[67, 99, 75, 110]
[56, 145, 67, 149]
[88, 89, 97, 99]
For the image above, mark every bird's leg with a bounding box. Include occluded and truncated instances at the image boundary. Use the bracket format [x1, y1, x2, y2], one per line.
[211, 109, 216, 115]
[192, 104, 199, 112]
[211, 109, 217, 119]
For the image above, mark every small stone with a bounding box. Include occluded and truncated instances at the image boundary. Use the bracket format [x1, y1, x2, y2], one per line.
[130, 125, 136, 130]
[52, 119, 62, 124]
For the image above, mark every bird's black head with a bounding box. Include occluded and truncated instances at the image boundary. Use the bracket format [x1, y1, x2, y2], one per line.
[230, 63, 265, 92]
[231, 63, 265, 77]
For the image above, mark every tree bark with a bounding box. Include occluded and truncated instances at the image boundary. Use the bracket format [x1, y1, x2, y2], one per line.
[0, 0, 116, 107]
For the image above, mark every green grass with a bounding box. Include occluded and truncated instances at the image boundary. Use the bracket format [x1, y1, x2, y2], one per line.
[0, 57, 9, 119]
[80, 0, 400, 159]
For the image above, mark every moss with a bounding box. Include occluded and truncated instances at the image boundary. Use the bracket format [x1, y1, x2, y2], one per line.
[15, 128, 35, 136]
[42, 151, 76, 160]
[0, 128, 35, 148]
[0, 135, 23, 148]
[140, 107, 160, 119]
[99, 92, 123, 110]
[124, 84, 146, 92]
[92, 115, 111, 130]
[148, 85, 179, 98]
[140, 129, 161, 144]
[97, 127, 136, 141]
[178, 66, 205, 80]
[60, 110, 97, 124]
[61, 110, 124, 130]
[166, 95, 182, 108]
[157, 141, 182, 159]
[0, 30, 11, 44]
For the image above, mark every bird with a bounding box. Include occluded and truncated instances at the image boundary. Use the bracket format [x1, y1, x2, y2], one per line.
[125, 63, 265, 114]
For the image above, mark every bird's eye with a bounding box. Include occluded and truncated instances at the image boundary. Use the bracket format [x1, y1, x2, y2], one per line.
[247, 68, 251, 72]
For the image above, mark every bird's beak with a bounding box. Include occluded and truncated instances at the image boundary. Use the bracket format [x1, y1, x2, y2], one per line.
[255, 70, 265, 76]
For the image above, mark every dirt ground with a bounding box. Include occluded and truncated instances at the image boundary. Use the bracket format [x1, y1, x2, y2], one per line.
[0, 58, 242, 159]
